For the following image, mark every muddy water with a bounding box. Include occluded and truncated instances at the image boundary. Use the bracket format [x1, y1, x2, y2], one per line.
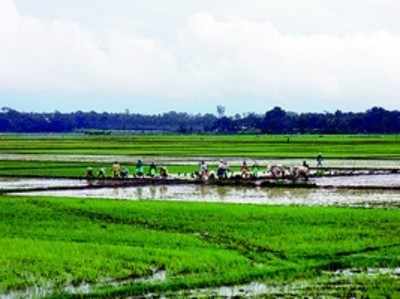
[1, 153, 400, 168]
[315, 174, 400, 187]
[0, 177, 87, 190]
[4, 174, 400, 207]
[1, 270, 166, 299]
[15, 182, 400, 208]
[178, 267, 400, 298]
[2, 174, 400, 191]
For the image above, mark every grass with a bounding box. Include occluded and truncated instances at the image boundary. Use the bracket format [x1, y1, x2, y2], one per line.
[1, 195, 400, 297]
[1, 134, 400, 158]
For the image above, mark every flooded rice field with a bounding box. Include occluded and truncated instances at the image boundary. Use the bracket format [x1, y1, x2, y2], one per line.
[2, 174, 399, 208]
[2, 174, 400, 208]
[176, 268, 400, 298]
[1, 269, 166, 299]
[316, 174, 400, 187]
[0, 177, 86, 190]
[3, 267, 397, 299]
[15, 184, 400, 207]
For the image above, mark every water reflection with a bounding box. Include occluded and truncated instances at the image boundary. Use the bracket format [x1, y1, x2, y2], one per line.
[4, 174, 400, 208]
[314, 174, 400, 187]
[0, 177, 86, 190]
[18, 183, 400, 208]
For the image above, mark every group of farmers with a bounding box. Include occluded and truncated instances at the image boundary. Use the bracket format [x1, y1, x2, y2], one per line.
[85, 160, 168, 179]
[85, 154, 324, 180]
[197, 160, 260, 180]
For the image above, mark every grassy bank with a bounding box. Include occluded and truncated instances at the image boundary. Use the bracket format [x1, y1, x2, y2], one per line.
[1, 134, 400, 158]
[1, 195, 400, 297]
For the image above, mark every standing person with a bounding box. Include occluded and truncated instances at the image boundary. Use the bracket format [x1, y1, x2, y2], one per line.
[217, 160, 224, 179]
[135, 160, 144, 177]
[217, 160, 228, 179]
[316, 154, 324, 167]
[112, 162, 121, 178]
[148, 161, 157, 177]
[199, 160, 208, 178]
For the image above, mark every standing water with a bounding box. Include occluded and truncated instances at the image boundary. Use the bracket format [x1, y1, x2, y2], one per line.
[10, 177, 400, 208]
[0, 177, 86, 190]
[2, 174, 400, 208]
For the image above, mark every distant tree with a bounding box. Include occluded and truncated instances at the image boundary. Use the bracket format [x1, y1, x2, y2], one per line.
[216, 105, 226, 118]
[213, 116, 237, 133]
[1, 106, 400, 134]
[261, 107, 291, 133]
[363, 107, 394, 133]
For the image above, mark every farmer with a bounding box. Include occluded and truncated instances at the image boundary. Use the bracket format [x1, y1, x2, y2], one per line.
[159, 166, 169, 178]
[240, 160, 251, 178]
[112, 162, 121, 178]
[293, 162, 310, 181]
[135, 160, 144, 177]
[85, 167, 94, 179]
[251, 163, 260, 177]
[217, 160, 228, 179]
[121, 167, 129, 179]
[316, 154, 323, 167]
[97, 167, 106, 179]
[148, 161, 157, 177]
[199, 160, 209, 177]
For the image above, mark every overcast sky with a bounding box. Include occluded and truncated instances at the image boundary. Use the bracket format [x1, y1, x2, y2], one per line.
[1, 0, 400, 114]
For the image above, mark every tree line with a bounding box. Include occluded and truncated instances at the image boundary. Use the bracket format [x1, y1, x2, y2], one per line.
[1, 106, 400, 134]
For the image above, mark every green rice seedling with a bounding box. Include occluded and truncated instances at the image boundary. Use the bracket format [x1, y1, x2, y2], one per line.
[1, 195, 400, 297]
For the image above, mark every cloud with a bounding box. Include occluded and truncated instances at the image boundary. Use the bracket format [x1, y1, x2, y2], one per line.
[178, 13, 400, 110]
[1, 0, 400, 112]
[0, 0, 179, 96]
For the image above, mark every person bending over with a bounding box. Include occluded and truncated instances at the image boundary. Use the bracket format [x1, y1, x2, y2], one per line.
[135, 160, 145, 177]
